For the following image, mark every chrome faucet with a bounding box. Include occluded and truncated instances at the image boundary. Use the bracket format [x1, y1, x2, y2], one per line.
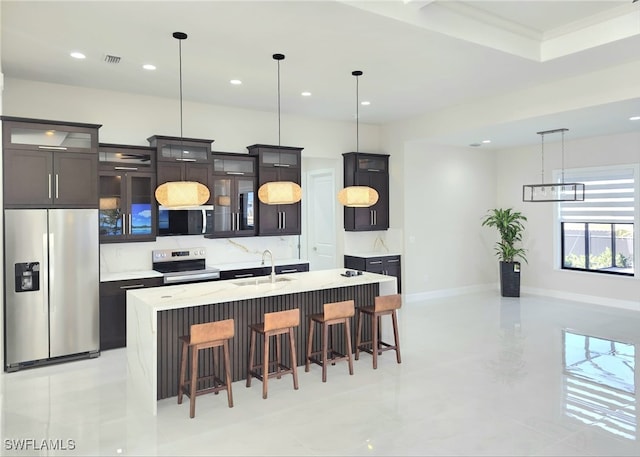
[261, 249, 275, 283]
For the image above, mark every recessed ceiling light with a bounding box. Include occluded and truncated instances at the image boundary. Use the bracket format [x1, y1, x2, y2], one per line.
[482, 139, 491, 144]
[230, 79, 242, 85]
[70, 52, 86, 59]
[361, 101, 371, 106]
[630, 116, 640, 121]
[142, 64, 156, 71]
[301, 91, 312, 97]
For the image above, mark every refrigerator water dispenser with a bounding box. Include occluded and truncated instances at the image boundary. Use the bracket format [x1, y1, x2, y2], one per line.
[15, 262, 40, 292]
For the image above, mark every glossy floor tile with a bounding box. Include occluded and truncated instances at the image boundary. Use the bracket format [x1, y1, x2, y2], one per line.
[2, 291, 640, 456]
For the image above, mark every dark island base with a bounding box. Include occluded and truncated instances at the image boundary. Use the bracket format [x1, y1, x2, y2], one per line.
[157, 283, 379, 400]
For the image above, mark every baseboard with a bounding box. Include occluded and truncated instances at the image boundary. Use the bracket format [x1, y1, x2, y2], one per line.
[522, 286, 640, 312]
[405, 283, 496, 303]
[406, 284, 640, 312]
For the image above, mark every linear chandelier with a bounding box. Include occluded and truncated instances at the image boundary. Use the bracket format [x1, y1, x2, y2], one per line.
[257, 53, 302, 206]
[337, 70, 379, 208]
[155, 32, 210, 208]
[522, 128, 585, 202]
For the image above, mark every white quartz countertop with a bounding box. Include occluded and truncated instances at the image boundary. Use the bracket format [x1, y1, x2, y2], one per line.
[213, 258, 309, 271]
[100, 270, 163, 282]
[127, 268, 395, 312]
[100, 258, 309, 282]
[344, 252, 402, 258]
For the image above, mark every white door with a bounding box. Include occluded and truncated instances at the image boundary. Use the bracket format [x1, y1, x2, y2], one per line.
[305, 168, 336, 270]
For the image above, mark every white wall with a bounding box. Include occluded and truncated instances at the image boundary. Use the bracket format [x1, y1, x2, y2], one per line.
[401, 141, 498, 299]
[495, 131, 640, 306]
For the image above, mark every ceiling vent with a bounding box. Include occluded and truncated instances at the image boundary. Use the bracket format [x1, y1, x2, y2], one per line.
[104, 54, 121, 64]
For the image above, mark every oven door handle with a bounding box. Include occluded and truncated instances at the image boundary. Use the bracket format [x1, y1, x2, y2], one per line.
[164, 272, 220, 284]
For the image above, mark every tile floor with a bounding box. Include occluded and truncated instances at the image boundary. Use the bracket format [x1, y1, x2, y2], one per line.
[1, 291, 640, 456]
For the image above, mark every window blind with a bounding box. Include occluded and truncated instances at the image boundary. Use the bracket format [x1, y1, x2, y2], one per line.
[557, 166, 636, 223]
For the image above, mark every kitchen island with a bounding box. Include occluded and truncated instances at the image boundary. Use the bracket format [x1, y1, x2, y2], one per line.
[126, 268, 397, 415]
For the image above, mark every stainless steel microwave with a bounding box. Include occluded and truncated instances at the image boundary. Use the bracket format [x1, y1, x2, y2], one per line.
[157, 206, 214, 236]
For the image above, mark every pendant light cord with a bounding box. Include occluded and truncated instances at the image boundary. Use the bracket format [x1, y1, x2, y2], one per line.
[356, 74, 359, 153]
[277, 58, 281, 146]
[352, 70, 363, 152]
[540, 132, 545, 183]
[273, 53, 285, 146]
[173, 32, 188, 151]
[179, 38, 184, 143]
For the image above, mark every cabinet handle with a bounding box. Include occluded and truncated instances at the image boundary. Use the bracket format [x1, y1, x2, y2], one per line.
[273, 163, 290, 167]
[48, 174, 52, 199]
[374, 210, 377, 226]
[370, 210, 374, 226]
[115, 166, 138, 171]
[226, 172, 245, 175]
[278, 211, 282, 229]
[120, 284, 146, 289]
[236, 213, 241, 231]
[367, 168, 382, 172]
[231, 212, 235, 231]
[38, 145, 67, 150]
[235, 273, 253, 278]
[282, 212, 286, 229]
[55, 174, 59, 199]
[387, 259, 399, 263]
[128, 214, 132, 234]
[176, 158, 196, 162]
[280, 269, 297, 273]
[370, 261, 383, 265]
[121, 214, 126, 233]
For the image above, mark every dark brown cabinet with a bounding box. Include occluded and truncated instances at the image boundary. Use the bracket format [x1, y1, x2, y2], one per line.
[343, 152, 390, 231]
[248, 144, 303, 236]
[148, 135, 214, 205]
[2, 117, 100, 208]
[344, 254, 401, 293]
[99, 277, 163, 350]
[208, 153, 257, 238]
[99, 144, 156, 243]
[219, 261, 309, 280]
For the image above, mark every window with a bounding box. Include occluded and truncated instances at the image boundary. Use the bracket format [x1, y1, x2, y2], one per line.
[557, 165, 637, 276]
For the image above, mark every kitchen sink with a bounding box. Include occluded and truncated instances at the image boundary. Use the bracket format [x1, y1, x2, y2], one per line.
[233, 276, 294, 287]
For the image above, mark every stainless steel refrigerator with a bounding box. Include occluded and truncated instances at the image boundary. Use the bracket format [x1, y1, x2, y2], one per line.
[4, 209, 99, 371]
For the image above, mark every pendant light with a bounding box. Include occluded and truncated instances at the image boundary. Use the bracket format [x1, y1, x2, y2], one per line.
[338, 70, 379, 208]
[522, 128, 585, 202]
[257, 53, 302, 205]
[155, 31, 210, 208]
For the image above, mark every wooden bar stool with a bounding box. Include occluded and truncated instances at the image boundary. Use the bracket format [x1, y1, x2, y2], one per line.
[355, 294, 402, 369]
[177, 319, 235, 418]
[305, 300, 355, 382]
[246, 308, 300, 399]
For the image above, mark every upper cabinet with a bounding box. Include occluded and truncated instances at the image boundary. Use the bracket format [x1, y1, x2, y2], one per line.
[247, 144, 303, 236]
[2, 117, 100, 208]
[343, 152, 390, 231]
[148, 135, 214, 205]
[207, 153, 257, 238]
[98, 144, 156, 243]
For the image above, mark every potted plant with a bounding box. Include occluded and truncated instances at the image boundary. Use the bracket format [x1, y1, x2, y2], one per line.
[481, 208, 527, 297]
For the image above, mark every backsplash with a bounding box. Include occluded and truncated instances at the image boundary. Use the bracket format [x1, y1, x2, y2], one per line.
[343, 228, 402, 255]
[100, 235, 300, 273]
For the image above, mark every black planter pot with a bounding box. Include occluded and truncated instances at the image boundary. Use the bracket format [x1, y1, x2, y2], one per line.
[500, 261, 521, 297]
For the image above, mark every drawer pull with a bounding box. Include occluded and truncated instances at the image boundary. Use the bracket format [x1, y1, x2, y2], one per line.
[120, 284, 145, 289]
[234, 273, 254, 278]
[279, 269, 297, 273]
[369, 260, 383, 265]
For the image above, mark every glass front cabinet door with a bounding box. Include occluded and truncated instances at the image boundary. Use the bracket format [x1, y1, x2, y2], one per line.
[98, 144, 156, 243]
[209, 153, 257, 238]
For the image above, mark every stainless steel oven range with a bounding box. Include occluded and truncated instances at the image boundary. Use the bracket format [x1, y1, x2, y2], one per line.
[152, 247, 220, 285]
